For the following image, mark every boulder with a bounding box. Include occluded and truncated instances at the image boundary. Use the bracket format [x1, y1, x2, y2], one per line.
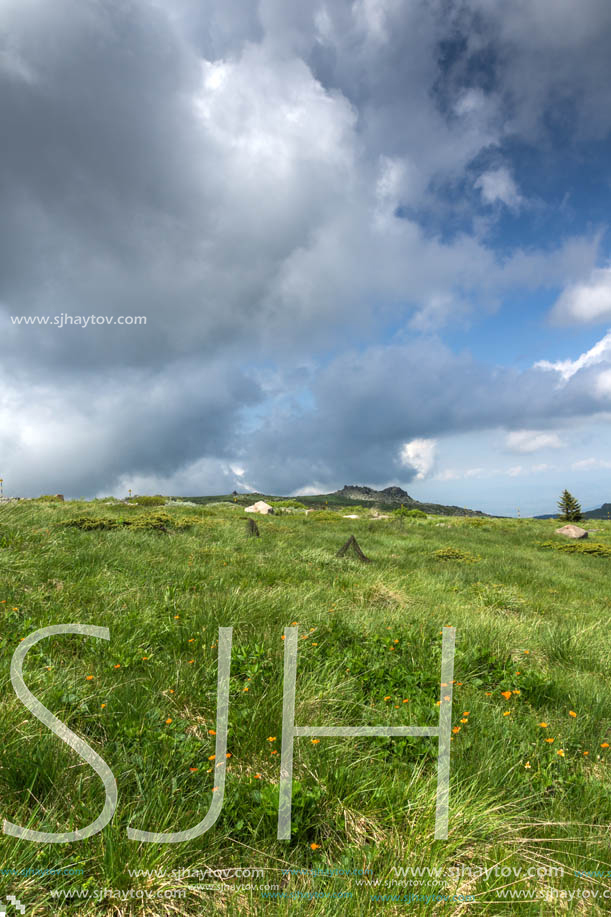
[244, 500, 274, 515]
[555, 524, 588, 539]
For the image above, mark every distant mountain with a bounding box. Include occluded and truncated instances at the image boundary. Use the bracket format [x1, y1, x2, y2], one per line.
[181, 484, 490, 517]
[334, 484, 415, 503]
[535, 502, 611, 520]
[331, 484, 489, 516]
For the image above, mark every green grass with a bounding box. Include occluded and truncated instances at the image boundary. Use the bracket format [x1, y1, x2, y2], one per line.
[0, 501, 609, 915]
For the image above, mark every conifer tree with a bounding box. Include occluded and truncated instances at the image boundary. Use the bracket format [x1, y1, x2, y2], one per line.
[557, 489, 582, 522]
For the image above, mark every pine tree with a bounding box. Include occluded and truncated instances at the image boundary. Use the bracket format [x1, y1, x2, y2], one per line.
[557, 489, 582, 522]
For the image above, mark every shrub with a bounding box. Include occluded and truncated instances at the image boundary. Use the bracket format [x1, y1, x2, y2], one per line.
[392, 505, 426, 519]
[432, 547, 481, 563]
[538, 540, 611, 557]
[307, 510, 343, 522]
[130, 495, 166, 506]
[60, 512, 175, 532]
[270, 499, 307, 510]
[31, 494, 65, 503]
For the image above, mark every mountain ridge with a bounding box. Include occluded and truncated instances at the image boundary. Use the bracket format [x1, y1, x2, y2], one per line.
[180, 484, 491, 517]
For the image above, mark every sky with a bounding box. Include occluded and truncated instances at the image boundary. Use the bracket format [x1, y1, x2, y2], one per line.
[2, 0, 611, 516]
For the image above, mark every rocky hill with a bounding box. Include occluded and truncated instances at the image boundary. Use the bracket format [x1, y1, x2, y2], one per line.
[330, 484, 489, 516]
[181, 485, 490, 516]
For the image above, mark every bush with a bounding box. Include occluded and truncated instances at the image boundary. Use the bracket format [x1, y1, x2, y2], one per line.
[392, 505, 427, 519]
[31, 494, 65, 503]
[130, 495, 166, 506]
[270, 500, 307, 510]
[538, 540, 611, 557]
[60, 512, 176, 532]
[307, 510, 343, 522]
[432, 547, 481, 563]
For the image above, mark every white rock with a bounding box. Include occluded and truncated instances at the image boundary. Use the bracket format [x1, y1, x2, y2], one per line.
[555, 524, 588, 539]
[244, 500, 274, 515]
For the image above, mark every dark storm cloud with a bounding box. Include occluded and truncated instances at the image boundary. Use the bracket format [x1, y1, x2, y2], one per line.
[242, 338, 611, 493]
[1, 0, 611, 497]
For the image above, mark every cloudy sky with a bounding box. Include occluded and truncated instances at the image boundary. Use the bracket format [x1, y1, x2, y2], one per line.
[2, 0, 611, 515]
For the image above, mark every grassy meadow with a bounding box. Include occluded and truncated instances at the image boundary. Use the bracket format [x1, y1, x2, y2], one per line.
[0, 498, 610, 915]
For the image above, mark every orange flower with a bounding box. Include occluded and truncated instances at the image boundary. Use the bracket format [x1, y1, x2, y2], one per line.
[485, 692, 492, 696]
[463, 712, 470, 716]
[113, 664, 121, 669]
[524, 761, 531, 769]
[569, 711, 577, 717]
[557, 749, 565, 757]
[452, 726, 461, 734]
[226, 752, 232, 758]
[523, 650, 530, 654]
[86, 675, 94, 681]
[169, 689, 174, 694]
[403, 699, 410, 704]
[188, 638, 195, 643]
[254, 773, 262, 779]
[281, 635, 286, 640]
[601, 742, 610, 748]
[101, 703, 106, 709]
[208, 754, 216, 760]
[243, 686, 249, 692]
[188, 659, 195, 664]
[501, 691, 512, 700]
[189, 767, 198, 772]
[460, 718, 468, 724]
[208, 729, 216, 735]
[583, 751, 590, 756]
[271, 750, 278, 755]
[512, 690, 521, 695]
[538, 722, 548, 728]
[267, 736, 276, 742]
[444, 695, 450, 702]
[165, 718, 173, 725]
[174, 615, 180, 619]
[545, 738, 554, 743]
[310, 843, 320, 850]
[384, 696, 391, 701]
[502, 711, 511, 716]
[142, 656, 149, 661]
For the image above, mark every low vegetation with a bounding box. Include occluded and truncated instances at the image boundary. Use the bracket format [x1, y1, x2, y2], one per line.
[0, 500, 609, 915]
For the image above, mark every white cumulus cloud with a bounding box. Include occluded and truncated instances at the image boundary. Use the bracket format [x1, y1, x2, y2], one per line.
[475, 167, 524, 211]
[399, 438, 437, 479]
[550, 267, 611, 323]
